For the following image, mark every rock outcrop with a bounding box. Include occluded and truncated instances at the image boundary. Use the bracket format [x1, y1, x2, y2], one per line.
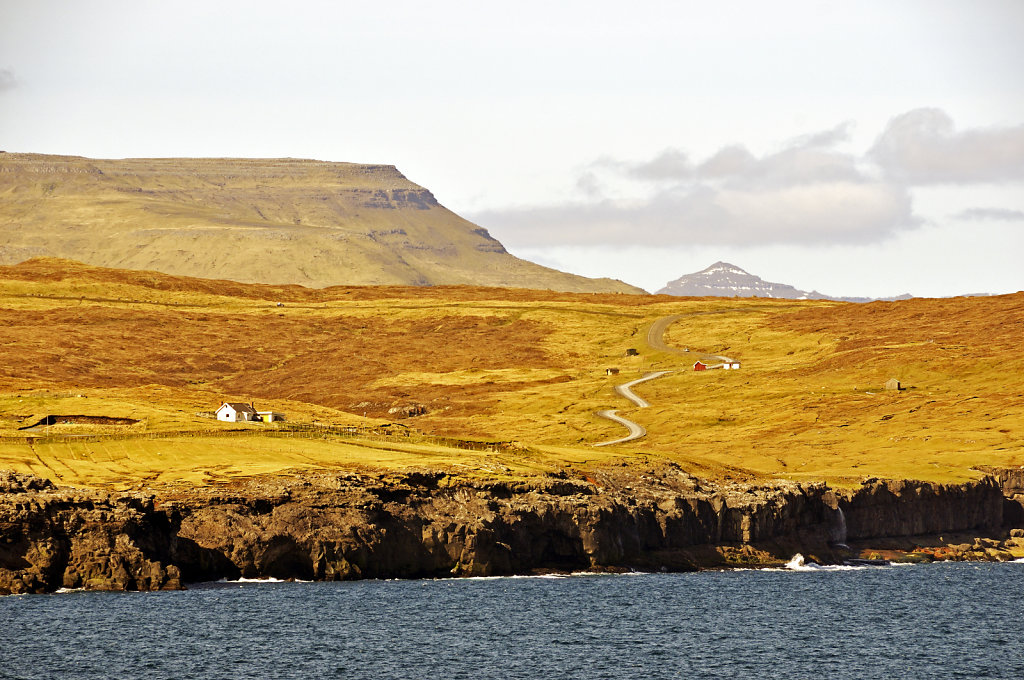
[0, 471, 182, 594]
[981, 466, 1024, 527]
[838, 477, 1005, 539]
[3, 466, 1022, 594]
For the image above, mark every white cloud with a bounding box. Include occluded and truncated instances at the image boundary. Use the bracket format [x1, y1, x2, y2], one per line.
[474, 178, 914, 248]
[869, 108, 1024, 184]
[955, 207, 1024, 221]
[627, 148, 693, 181]
[0, 68, 16, 91]
[473, 121, 918, 248]
[696, 145, 756, 178]
[474, 109, 1024, 250]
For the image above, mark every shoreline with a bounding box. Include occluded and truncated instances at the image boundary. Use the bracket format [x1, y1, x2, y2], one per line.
[3, 467, 1023, 595]
[13, 557, 1024, 598]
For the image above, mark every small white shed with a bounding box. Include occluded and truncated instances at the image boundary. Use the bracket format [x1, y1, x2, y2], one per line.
[216, 402, 258, 422]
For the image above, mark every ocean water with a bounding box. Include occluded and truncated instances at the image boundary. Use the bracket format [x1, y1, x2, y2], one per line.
[2, 561, 1023, 679]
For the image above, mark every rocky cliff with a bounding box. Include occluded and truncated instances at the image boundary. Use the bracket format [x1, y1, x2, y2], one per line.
[0, 472, 182, 593]
[3, 467, 1022, 595]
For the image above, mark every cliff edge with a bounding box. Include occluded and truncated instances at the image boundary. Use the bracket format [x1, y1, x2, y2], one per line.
[3, 467, 1022, 594]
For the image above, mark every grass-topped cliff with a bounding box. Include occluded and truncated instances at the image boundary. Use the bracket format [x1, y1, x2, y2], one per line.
[0, 153, 641, 293]
[0, 258, 1020, 491]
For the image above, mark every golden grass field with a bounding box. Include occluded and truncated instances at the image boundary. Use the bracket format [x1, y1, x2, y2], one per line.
[1, 258, 1021, 490]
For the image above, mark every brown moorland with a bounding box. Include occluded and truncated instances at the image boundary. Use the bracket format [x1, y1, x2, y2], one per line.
[1, 258, 1021, 490]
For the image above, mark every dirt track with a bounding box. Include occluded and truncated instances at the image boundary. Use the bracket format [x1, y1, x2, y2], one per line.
[646, 313, 736, 365]
[593, 312, 743, 447]
[593, 370, 672, 447]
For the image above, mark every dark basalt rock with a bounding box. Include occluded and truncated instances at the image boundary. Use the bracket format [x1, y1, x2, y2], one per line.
[0, 477, 183, 594]
[2, 466, 1021, 594]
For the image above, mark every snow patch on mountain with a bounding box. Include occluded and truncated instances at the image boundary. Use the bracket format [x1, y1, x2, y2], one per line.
[656, 262, 913, 302]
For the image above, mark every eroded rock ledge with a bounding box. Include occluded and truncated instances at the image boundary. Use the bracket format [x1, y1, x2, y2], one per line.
[2, 466, 1022, 594]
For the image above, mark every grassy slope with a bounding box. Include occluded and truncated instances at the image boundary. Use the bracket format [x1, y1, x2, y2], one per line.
[0, 258, 1021, 490]
[0, 153, 641, 293]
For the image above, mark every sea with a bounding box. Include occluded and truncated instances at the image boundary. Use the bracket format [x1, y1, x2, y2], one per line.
[2, 559, 1023, 680]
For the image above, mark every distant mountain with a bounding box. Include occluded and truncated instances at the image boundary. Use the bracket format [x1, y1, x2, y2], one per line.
[0, 153, 643, 294]
[656, 262, 913, 302]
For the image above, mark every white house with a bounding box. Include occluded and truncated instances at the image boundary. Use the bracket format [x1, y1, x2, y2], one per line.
[216, 402, 258, 422]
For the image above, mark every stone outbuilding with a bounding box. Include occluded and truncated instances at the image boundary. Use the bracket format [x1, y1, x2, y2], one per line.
[885, 378, 902, 391]
[606, 368, 620, 376]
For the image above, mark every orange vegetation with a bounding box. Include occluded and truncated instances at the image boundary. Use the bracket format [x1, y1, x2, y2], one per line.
[1, 258, 1022, 487]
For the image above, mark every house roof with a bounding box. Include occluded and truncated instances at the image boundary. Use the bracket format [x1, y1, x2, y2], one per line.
[220, 402, 257, 414]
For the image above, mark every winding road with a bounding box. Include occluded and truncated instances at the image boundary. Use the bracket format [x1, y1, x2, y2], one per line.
[647, 313, 737, 365]
[593, 312, 742, 447]
[593, 370, 672, 447]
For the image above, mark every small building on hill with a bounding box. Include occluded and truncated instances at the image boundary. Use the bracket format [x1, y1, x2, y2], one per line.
[885, 378, 902, 391]
[624, 348, 639, 357]
[216, 402, 258, 422]
[693, 361, 707, 371]
[606, 367, 620, 376]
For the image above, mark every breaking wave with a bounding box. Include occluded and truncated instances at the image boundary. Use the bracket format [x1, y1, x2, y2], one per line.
[781, 553, 870, 572]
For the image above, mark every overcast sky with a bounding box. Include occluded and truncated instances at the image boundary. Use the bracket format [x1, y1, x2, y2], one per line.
[2, 0, 1022, 296]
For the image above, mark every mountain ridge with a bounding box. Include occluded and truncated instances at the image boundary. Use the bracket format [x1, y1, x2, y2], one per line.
[657, 261, 914, 302]
[0, 152, 643, 294]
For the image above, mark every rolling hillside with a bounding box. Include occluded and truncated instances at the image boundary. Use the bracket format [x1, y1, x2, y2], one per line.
[0, 153, 642, 293]
[0, 258, 1021, 490]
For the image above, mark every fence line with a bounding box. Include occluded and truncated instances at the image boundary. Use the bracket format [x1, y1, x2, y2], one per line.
[2, 422, 527, 454]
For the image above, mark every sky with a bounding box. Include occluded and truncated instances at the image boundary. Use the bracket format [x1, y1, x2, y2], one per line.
[2, 0, 1023, 297]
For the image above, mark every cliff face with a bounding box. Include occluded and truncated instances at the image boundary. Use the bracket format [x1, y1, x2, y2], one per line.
[981, 467, 1024, 527]
[0, 472, 182, 593]
[2, 467, 1021, 595]
[839, 477, 1005, 539]
[166, 468, 842, 581]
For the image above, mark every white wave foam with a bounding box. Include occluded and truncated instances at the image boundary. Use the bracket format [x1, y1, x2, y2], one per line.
[441, 570, 651, 582]
[782, 553, 870, 572]
[218, 577, 311, 584]
[460, 574, 568, 581]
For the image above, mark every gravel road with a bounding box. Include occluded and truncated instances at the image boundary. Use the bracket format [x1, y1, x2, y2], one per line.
[593, 370, 671, 447]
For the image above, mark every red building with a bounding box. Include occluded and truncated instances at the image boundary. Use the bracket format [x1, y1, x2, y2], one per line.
[693, 361, 707, 371]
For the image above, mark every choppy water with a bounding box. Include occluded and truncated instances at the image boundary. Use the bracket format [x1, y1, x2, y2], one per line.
[2, 561, 1023, 679]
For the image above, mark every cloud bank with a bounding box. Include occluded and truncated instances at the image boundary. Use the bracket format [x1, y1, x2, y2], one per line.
[473, 109, 1024, 249]
[870, 109, 1024, 184]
